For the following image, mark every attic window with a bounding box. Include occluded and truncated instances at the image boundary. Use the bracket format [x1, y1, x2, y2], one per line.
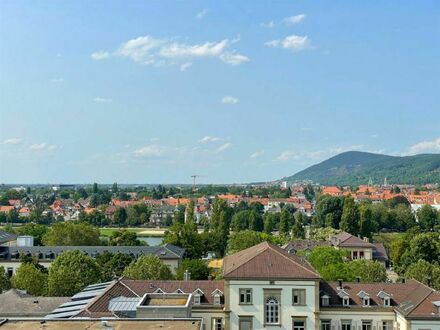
[343, 297, 350, 307]
[383, 297, 390, 307]
[321, 295, 330, 306]
[363, 297, 370, 307]
[214, 293, 221, 306]
[194, 293, 201, 305]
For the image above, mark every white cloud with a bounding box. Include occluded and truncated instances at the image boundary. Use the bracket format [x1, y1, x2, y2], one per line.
[261, 21, 276, 28]
[180, 62, 193, 71]
[91, 35, 249, 68]
[220, 52, 250, 65]
[217, 143, 232, 153]
[283, 14, 306, 25]
[221, 96, 239, 104]
[406, 137, 440, 155]
[29, 143, 46, 150]
[91, 51, 110, 60]
[51, 77, 64, 83]
[265, 35, 312, 52]
[250, 150, 265, 159]
[2, 138, 22, 145]
[200, 136, 221, 143]
[276, 151, 300, 162]
[196, 9, 208, 19]
[94, 97, 113, 103]
[133, 144, 164, 157]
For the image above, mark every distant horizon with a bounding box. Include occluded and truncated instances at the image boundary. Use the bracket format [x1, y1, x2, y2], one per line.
[1, 1, 440, 183]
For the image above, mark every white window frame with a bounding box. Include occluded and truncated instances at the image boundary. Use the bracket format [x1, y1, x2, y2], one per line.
[341, 320, 351, 330]
[264, 297, 280, 325]
[194, 293, 201, 305]
[363, 297, 370, 307]
[383, 297, 390, 306]
[321, 320, 331, 330]
[382, 320, 393, 330]
[321, 295, 330, 306]
[212, 317, 223, 330]
[362, 321, 372, 330]
[343, 296, 350, 306]
[214, 293, 221, 306]
[239, 288, 253, 305]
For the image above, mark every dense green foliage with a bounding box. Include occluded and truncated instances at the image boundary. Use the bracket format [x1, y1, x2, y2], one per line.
[123, 255, 173, 280]
[227, 230, 286, 254]
[42, 222, 101, 246]
[108, 229, 145, 246]
[96, 252, 134, 280]
[0, 266, 11, 292]
[307, 247, 387, 282]
[176, 259, 211, 280]
[47, 250, 102, 296]
[286, 151, 440, 185]
[11, 263, 48, 296]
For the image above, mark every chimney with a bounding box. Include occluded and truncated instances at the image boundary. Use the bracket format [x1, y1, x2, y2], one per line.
[427, 276, 432, 288]
[356, 276, 361, 283]
[184, 269, 191, 281]
[337, 279, 343, 289]
[208, 275, 213, 281]
[363, 237, 369, 243]
[401, 277, 406, 283]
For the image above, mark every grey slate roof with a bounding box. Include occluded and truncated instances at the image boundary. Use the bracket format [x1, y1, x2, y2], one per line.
[0, 243, 185, 261]
[0, 230, 16, 244]
[0, 289, 69, 317]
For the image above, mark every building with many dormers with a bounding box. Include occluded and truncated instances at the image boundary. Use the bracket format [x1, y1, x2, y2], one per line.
[43, 242, 440, 330]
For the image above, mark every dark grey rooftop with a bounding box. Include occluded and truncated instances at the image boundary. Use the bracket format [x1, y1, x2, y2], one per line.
[0, 230, 16, 244]
[0, 243, 185, 261]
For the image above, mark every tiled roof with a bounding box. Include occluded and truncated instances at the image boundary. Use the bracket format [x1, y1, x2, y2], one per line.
[223, 242, 320, 280]
[372, 243, 389, 262]
[320, 279, 440, 318]
[330, 232, 374, 248]
[68, 279, 224, 318]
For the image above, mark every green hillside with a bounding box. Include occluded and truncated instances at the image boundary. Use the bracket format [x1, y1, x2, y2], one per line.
[285, 151, 440, 186]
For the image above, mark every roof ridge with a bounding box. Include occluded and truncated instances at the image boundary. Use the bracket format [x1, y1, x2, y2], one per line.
[270, 244, 320, 276]
[224, 242, 270, 275]
[404, 280, 435, 316]
[118, 278, 141, 298]
[79, 281, 118, 317]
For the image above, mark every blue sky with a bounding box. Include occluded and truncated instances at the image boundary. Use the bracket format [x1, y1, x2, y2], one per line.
[1, 1, 439, 184]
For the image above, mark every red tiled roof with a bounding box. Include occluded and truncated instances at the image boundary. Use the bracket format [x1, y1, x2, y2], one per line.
[223, 242, 320, 280]
[330, 232, 374, 248]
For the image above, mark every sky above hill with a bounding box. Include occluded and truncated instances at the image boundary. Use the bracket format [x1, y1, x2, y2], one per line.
[1, 1, 440, 184]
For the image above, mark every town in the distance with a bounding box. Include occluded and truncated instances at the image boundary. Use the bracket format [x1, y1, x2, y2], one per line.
[1, 169, 440, 330]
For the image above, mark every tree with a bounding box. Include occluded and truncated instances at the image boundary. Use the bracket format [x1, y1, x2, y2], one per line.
[173, 205, 186, 225]
[16, 223, 48, 246]
[109, 230, 144, 246]
[186, 200, 195, 223]
[112, 208, 127, 227]
[48, 250, 102, 296]
[291, 212, 305, 239]
[340, 197, 360, 235]
[231, 210, 250, 232]
[248, 210, 263, 232]
[308, 247, 348, 271]
[92, 182, 98, 194]
[0, 266, 11, 292]
[417, 205, 438, 231]
[112, 182, 118, 193]
[263, 213, 276, 234]
[123, 255, 173, 280]
[358, 204, 376, 239]
[163, 221, 204, 259]
[11, 263, 48, 296]
[176, 259, 210, 280]
[42, 222, 101, 246]
[227, 230, 284, 254]
[349, 260, 387, 282]
[96, 252, 134, 280]
[405, 259, 440, 290]
[279, 208, 293, 235]
[315, 195, 344, 228]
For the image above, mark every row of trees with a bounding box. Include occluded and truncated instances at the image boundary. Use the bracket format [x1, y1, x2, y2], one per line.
[306, 247, 387, 282]
[314, 194, 439, 237]
[8, 222, 144, 246]
[0, 250, 212, 296]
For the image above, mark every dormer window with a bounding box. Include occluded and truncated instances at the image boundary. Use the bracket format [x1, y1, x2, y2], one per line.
[153, 288, 164, 294]
[214, 294, 221, 306]
[377, 291, 391, 307]
[383, 297, 390, 306]
[343, 297, 350, 306]
[194, 293, 201, 305]
[363, 297, 370, 307]
[321, 295, 330, 306]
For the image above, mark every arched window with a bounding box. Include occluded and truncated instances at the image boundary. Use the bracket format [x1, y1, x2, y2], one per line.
[265, 297, 279, 324]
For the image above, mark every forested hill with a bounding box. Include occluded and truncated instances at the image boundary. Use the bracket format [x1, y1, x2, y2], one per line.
[284, 151, 440, 186]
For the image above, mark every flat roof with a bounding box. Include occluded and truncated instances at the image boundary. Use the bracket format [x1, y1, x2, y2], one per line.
[0, 319, 202, 330]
